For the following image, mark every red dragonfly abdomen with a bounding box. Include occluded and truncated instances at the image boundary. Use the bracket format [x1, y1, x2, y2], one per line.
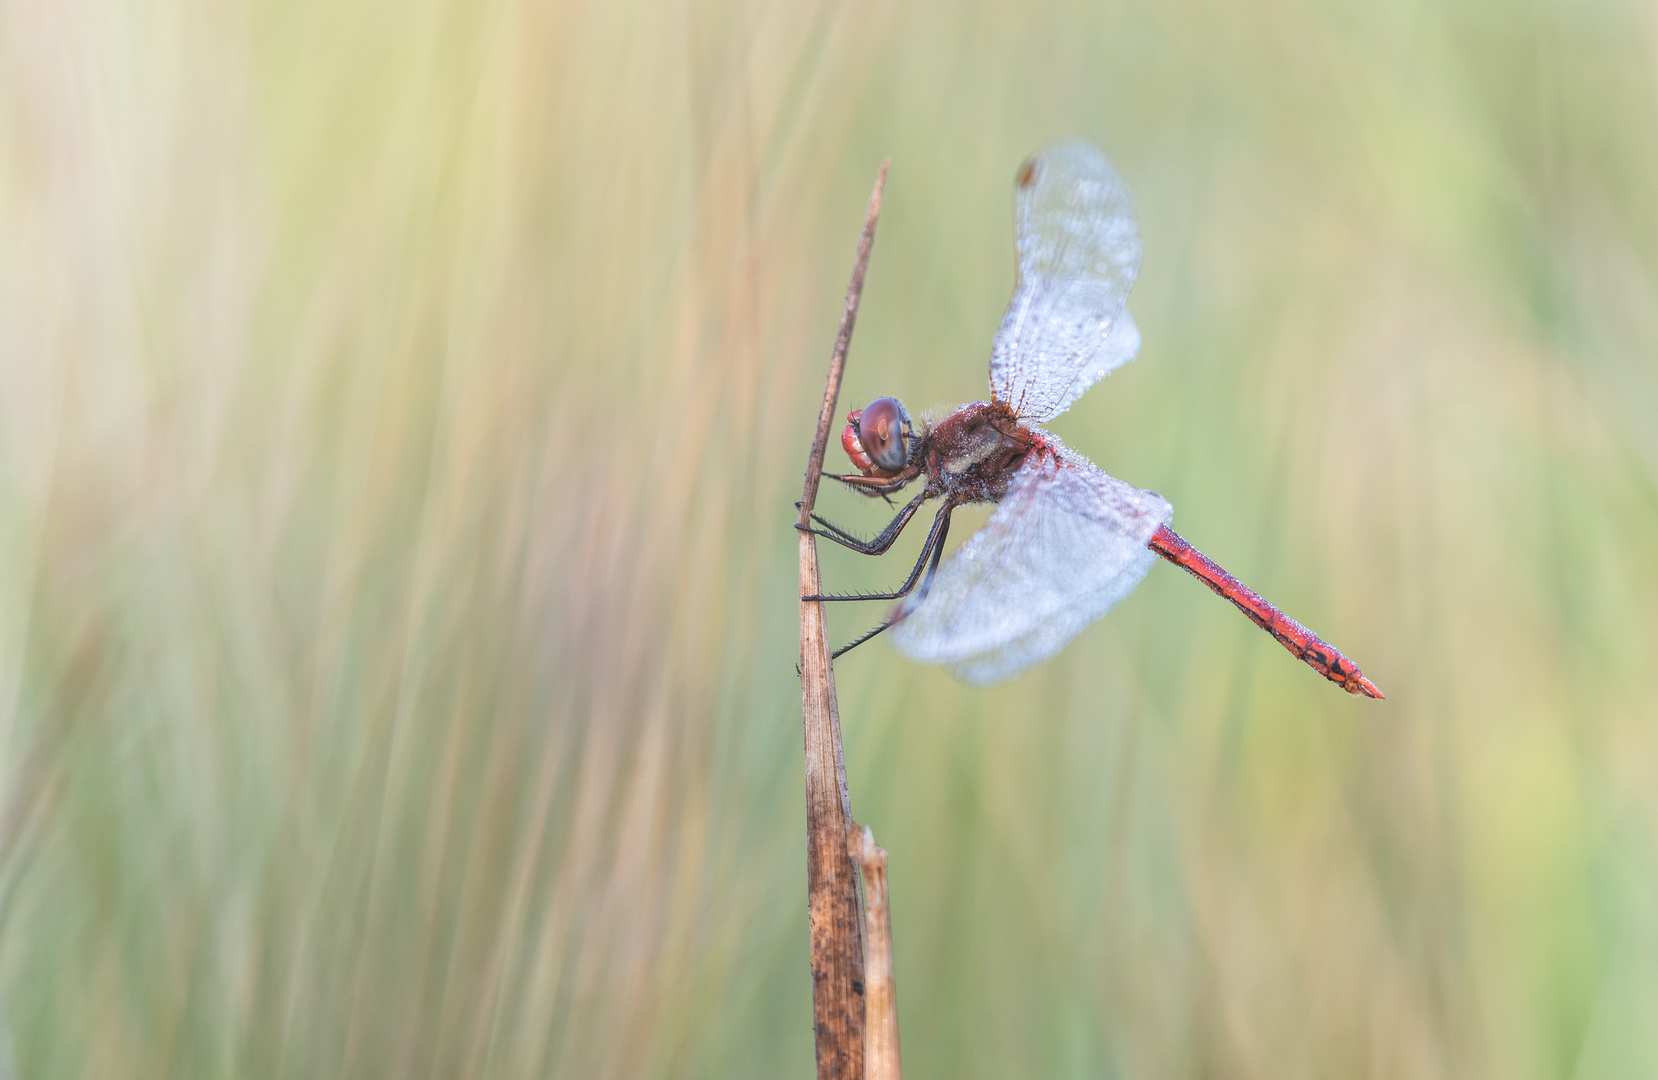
[1148, 525, 1383, 699]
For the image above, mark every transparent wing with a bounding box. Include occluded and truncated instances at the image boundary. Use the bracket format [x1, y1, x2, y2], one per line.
[989, 140, 1143, 423]
[888, 440, 1173, 685]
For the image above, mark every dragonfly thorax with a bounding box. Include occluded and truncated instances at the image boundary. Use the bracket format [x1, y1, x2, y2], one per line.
[922, 400, 1042, 504]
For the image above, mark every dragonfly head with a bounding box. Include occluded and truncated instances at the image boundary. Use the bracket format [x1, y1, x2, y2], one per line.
[843, 397, 913, 474]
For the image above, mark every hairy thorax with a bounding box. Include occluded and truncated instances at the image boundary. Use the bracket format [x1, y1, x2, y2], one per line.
[922, 400, 1047, 504]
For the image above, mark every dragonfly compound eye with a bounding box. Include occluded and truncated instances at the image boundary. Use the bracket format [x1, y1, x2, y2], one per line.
[858, 397, 911, 471]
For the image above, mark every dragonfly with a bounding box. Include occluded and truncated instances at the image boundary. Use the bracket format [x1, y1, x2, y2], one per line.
[802, 140, 1383, 697]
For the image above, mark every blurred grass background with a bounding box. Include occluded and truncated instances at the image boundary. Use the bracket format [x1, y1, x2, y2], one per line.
[3, 0, 1658, 1076]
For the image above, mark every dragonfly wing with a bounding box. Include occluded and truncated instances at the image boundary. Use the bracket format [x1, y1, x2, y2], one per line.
[888, 441, 1172, 685]
[989, 141, 1143, 423]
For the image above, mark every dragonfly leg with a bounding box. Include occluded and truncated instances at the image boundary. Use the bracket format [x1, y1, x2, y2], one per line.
[823, 470, 918, 497]
[803, 500, 954, 604]
[1147, 524, 1384, 698]
[831, 620, 894, 660]
[831, 504, 954, 658]
[797, 493, 927, 556]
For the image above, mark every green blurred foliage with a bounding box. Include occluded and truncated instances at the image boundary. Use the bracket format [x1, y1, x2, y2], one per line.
[3, 0, 1657, 1076]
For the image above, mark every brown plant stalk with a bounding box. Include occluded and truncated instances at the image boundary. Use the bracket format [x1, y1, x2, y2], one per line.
[798, 159, 887, 1080]
[849, 824, 900, 1080]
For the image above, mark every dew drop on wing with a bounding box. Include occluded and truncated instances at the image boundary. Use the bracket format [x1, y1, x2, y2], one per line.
[888, 435, 1173, 683]
[989, 141, 1145, 424]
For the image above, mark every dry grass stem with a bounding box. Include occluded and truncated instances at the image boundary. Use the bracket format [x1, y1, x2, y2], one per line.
[849, 823, 901, 1080]
[798, 160, 887, 1080]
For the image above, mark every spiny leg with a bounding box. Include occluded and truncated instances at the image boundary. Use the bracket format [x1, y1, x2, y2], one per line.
[907, 506, 953, 607]
[823, 470, 916, 497]
[830, 620, 895, 660]
[800, 511, 899, 553]
[832, 504, 955, 660]
[797, 492, 927, 556]
[805, 500, 955, 604]
[1147, 524, 1384, 698]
